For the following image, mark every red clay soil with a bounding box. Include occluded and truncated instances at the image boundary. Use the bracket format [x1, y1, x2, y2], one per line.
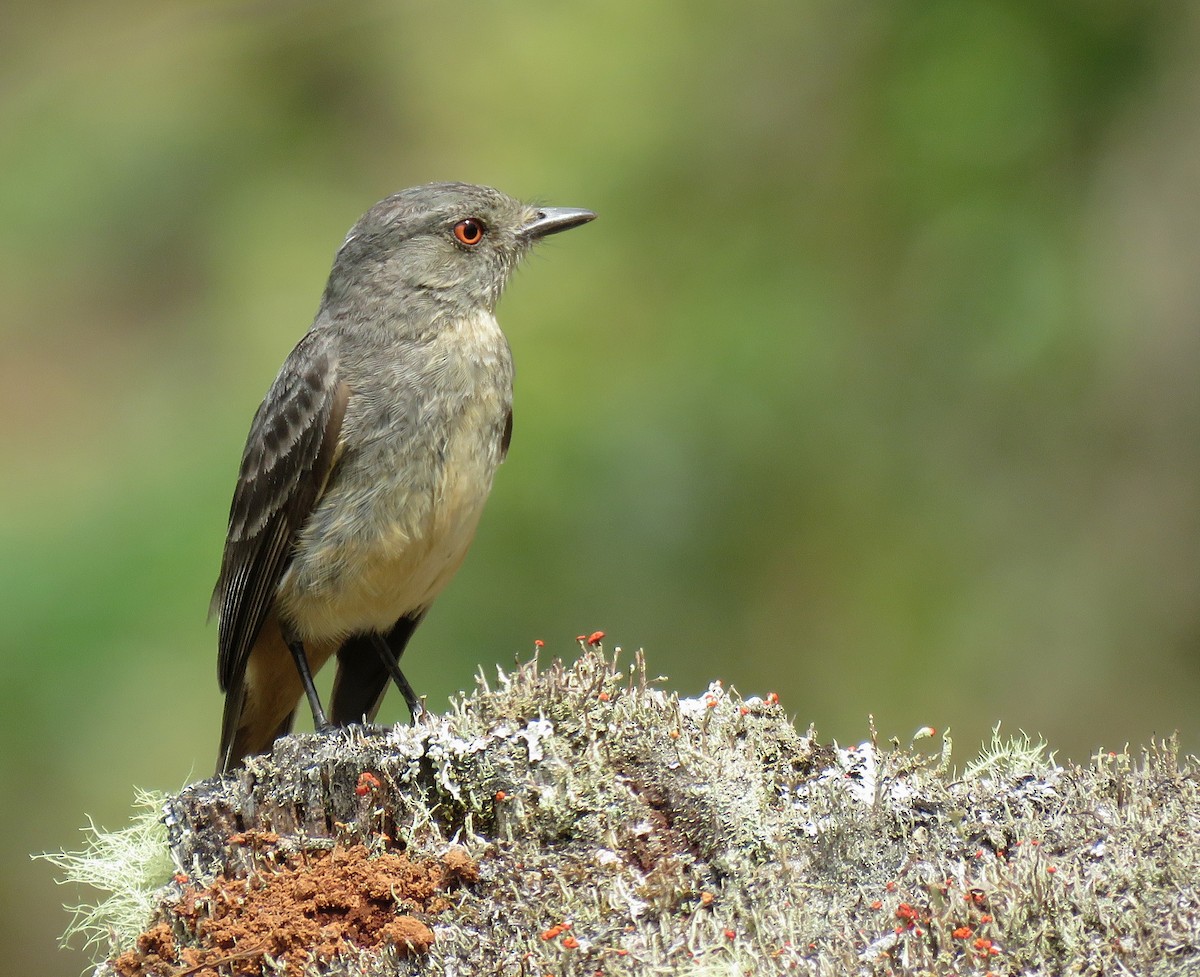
[111, 841, 479, 977]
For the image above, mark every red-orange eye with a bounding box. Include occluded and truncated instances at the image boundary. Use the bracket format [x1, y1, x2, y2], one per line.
[453, 218, 484, 246]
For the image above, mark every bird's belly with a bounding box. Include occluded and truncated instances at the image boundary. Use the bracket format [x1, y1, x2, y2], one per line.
[289, 509, 483, 638]
[276, 412, 501, 641]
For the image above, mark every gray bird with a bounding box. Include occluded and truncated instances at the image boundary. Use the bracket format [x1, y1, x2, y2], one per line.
[212, 182, 594, 774]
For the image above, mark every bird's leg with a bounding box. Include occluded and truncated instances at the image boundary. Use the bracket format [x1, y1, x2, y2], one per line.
[370, 633, 425, 722]
[286, 637, 331, 731]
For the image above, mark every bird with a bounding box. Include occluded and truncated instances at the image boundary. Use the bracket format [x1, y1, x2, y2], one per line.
[211, 182, 594, 774]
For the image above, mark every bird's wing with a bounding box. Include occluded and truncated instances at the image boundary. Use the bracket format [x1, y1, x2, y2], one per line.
[212, 330, 348, 692]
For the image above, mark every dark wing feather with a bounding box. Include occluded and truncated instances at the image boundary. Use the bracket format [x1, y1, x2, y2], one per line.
[212, 330, 348, 692]
[500, 407, 513, 461]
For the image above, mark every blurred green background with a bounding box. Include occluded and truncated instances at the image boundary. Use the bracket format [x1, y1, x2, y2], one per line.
[4, 0, 1200, 972]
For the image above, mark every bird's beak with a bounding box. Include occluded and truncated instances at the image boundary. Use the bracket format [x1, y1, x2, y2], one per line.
[519, 207, 596, 240]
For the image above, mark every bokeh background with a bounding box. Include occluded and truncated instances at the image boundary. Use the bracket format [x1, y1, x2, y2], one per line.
[4, 1, 1200, 972]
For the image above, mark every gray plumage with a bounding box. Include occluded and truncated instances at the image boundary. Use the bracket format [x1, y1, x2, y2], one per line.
[212, 183, 594, 774]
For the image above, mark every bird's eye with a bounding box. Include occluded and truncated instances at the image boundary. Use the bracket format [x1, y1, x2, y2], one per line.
[453, 218, 485, 247]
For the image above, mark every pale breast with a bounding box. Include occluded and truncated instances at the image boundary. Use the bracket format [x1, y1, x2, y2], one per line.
[276, 310, 513, 641]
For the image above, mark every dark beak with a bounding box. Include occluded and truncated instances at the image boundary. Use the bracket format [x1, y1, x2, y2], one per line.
[520, 207, 596, 240]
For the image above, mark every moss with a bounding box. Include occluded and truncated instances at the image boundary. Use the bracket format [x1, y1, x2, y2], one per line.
[36, 789, 174, 956]
[47, 649, 1200, 976]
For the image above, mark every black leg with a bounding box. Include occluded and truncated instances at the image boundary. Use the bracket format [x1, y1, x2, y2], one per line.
[286, 636, 331, 731]
[329, 614, 425, 726]
[370, 633, 424, 722]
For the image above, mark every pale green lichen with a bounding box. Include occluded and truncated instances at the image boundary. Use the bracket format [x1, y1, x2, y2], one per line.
[37, 788, 174, 957]
[962, 721, 1056, 781]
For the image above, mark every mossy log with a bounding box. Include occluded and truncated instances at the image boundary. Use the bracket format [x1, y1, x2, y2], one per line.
[85, 650, 1200, 976]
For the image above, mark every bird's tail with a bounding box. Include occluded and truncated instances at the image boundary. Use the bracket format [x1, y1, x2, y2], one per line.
[216, 624, 333, 775]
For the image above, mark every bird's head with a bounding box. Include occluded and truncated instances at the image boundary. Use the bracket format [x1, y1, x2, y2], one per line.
[324, 182, 594, 318]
